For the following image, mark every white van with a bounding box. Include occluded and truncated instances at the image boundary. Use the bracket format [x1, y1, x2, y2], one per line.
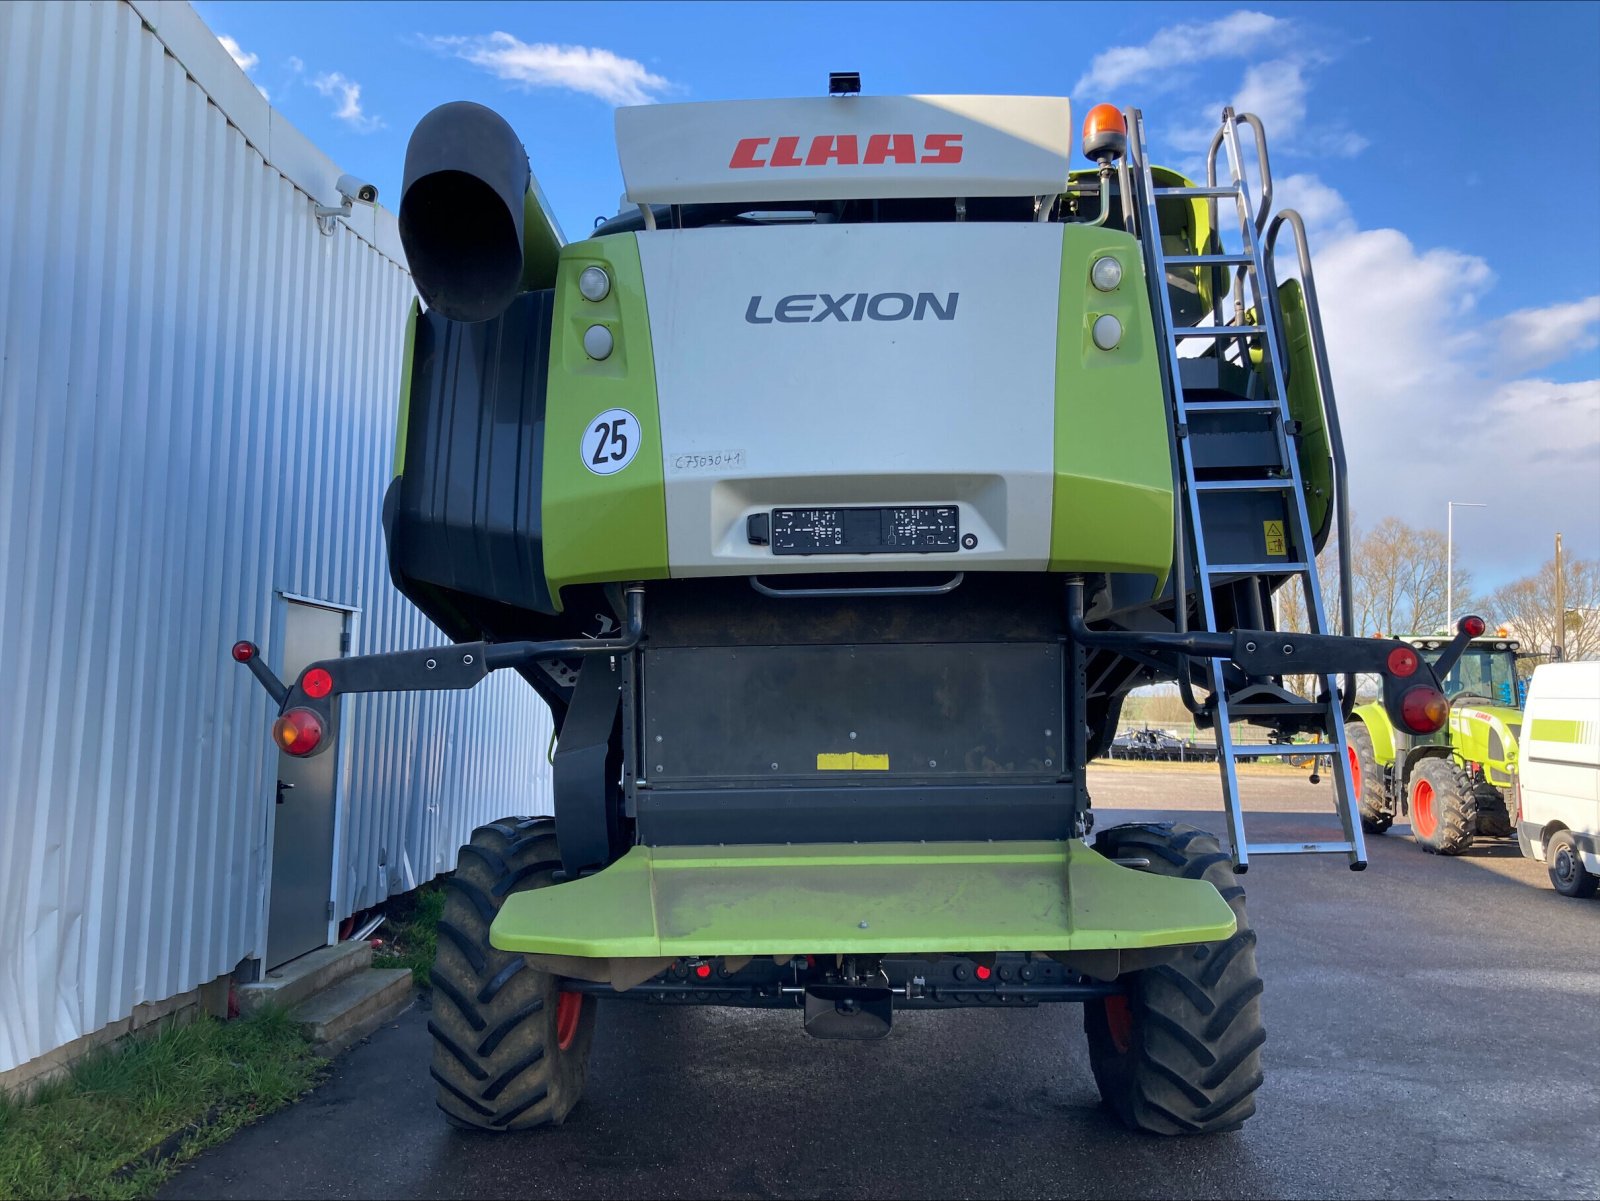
[1515, 661, 1600, 897]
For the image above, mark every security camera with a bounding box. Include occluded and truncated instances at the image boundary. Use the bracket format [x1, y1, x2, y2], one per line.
[336, 173, 378, 205]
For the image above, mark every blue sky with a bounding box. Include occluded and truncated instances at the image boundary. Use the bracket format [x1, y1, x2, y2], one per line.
[198, 0, 1600, 587]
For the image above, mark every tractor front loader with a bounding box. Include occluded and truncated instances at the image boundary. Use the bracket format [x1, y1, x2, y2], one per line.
[235, 88, 1474, 1135]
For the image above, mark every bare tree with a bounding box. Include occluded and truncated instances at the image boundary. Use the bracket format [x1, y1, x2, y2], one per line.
[1350, 518, 1473, 636]
[1490, 556, 1600, 662]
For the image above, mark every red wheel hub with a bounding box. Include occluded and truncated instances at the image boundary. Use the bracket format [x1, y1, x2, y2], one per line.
[1412, 778, 1438, 839]
[555, 989, 582, 1051]
[1104, 994, 1135, 1054]
[1348, 745, 1362, 798]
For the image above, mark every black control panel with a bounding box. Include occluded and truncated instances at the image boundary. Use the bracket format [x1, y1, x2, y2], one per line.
[759, 506, 961, 555]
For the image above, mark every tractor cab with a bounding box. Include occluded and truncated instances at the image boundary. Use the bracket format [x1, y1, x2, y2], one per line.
[1404, 634, 1526, 709]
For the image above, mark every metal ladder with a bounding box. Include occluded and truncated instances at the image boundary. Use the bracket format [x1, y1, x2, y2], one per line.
[1126, 107, 1366, 871]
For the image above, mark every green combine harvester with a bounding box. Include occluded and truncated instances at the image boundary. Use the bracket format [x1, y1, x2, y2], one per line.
[236, 82, 1477, 1135]
[1348, 629, 1527, 852]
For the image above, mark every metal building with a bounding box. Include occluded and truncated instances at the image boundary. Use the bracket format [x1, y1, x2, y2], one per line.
[0, 0, 552, 1080]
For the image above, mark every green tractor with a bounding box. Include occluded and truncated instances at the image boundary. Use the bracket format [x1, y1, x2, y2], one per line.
[1347, 628, 1527, 853]
[234, 91, 1469, 1136]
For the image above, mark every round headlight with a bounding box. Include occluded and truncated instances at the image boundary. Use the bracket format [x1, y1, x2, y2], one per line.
[1091, 313, 1122, 350]
[578, 266, 611, 302]
[1090, 256, 1123, 292]
[582, 324, 614, 360]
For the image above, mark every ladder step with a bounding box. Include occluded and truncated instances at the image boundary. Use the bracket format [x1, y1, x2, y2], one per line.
[1245, 842, 1357, 856]
[1204, 561, 1311, 574]
[1230, 743, 1338, 758]
[1154, 185, 1238, 198]
[1192, 477, 1293, 491]
[1180, 398, 1284, 414]
[1174, 325, 1265, 339]
[1163, 253, 1254, 266]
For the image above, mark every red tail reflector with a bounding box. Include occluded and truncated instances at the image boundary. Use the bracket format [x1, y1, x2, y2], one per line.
[272, 708, 324, 756]
[1460, 615, 1486, 637]
[694, 962, 712, 979]
[974, 964, 993, 981]
[1399, 686, 1449, 734]
[302, 667, 334, 699]
[1386, 646, 1419, 677]
[231, 641, 256, 663]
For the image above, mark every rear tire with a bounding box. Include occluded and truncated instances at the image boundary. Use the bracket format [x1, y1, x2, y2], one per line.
[1472, 782, 1513, 838]
[1084, 823, 1265, 1135]
[429, 817, 596, 1131]
[1408, 758, 1474, 855]
[1346, 725, 1392, 835]
[1547, 830, 1600, 898]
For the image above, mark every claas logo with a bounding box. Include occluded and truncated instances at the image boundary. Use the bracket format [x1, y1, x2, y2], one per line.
[730, 133, 963, 169]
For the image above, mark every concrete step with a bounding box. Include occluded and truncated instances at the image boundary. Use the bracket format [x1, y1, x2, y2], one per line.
[237, 941, 373, 1015]
[291, 968, 413, 1058]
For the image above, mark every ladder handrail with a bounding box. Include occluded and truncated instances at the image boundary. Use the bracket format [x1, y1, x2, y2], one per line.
[1265, 209, 1357, 716]
[1207, 111, 1274, 235]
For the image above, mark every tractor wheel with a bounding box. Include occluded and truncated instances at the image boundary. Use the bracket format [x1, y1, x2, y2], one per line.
[1547, 830, 1600, 898]
[1346, 725, 1392, 835]
[428, 817, 596, 1131]
[1472, 782, 1514, 838]
[1084, 823, 1265, 1135]
[1408, 758, 1475, 855]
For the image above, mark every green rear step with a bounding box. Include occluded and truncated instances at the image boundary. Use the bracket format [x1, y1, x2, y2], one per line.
[490, 840, 1236, 958]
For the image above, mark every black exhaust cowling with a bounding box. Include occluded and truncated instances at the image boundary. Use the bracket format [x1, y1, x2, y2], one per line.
[399, 101, 531, 323]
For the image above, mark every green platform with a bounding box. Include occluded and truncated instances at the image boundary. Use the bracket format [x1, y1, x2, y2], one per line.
[490, 840, 1235, 958]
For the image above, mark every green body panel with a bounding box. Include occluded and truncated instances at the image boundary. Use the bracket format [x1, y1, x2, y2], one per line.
[489, 839, 1236, 958]
[391, 299, 421, 478]
[1353, 700, 1399, 764]
[1276, 280, 1333, 547]
[518, 186, 564, 292]
[1446, 703, 1522, 787]
[540, 234, 671, 609]
[1048, 225, 1174, 579]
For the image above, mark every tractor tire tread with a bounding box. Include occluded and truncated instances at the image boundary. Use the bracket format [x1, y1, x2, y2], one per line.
[428, 816, 595, 1131]
[1083, 824, 1265, 1136]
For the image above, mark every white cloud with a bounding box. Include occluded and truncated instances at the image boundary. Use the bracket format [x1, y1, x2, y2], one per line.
[424, 32, 672, 106]
[217, 34, 258, 74]
[1490, 296, 1600, 376]
[1234, 59, 1308, 140]
[1274, 172, 1355, 238]
[217, 34, 268, 99]
[312, 71, 383, 132]
[1303, 214, 1599, 577]
[1074, 11, 1286, 94]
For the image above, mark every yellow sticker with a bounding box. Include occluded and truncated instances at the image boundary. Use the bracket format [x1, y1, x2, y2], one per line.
[816, 752, 890, 771]
[1263, 520, 1286, 557]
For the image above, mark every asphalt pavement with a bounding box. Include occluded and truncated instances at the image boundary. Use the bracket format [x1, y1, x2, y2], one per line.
[161, 765, 1600, 1200]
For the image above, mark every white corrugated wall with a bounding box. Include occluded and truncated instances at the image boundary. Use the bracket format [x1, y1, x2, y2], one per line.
[0, 0, 553, 1074]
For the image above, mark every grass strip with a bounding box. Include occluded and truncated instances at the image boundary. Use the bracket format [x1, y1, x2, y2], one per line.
[0, 1007, 323, 1200]
[373, 882, 445, 988]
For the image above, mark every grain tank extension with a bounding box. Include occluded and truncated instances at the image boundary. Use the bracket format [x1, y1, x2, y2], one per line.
[234, 88, 1481, 1135]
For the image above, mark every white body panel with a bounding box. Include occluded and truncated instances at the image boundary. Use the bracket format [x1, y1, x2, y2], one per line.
[1517, 662, 1600, 871]
[637, 223, 1066, 575]
[617, 95, 1071, 204]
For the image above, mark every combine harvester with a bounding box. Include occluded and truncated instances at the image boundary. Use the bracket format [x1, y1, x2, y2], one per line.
[236, 79, 1479, 1135]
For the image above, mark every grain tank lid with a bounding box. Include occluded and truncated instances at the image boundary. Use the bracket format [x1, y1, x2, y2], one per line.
[615, 95, 1072, 205]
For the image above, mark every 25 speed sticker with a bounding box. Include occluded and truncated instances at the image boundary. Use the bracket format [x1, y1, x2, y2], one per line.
[581, 408, 641, 475]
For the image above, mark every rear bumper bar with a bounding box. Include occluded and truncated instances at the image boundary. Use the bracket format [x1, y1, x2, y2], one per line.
[487, 839, 1236, 959]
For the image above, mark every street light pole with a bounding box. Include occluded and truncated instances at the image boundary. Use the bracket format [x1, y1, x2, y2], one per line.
[1447, 500, 1486, 627]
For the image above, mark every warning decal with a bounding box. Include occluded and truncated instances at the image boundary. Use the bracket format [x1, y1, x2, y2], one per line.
[817, 752, 890, 771]
[1264, 520, 1287, 557]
